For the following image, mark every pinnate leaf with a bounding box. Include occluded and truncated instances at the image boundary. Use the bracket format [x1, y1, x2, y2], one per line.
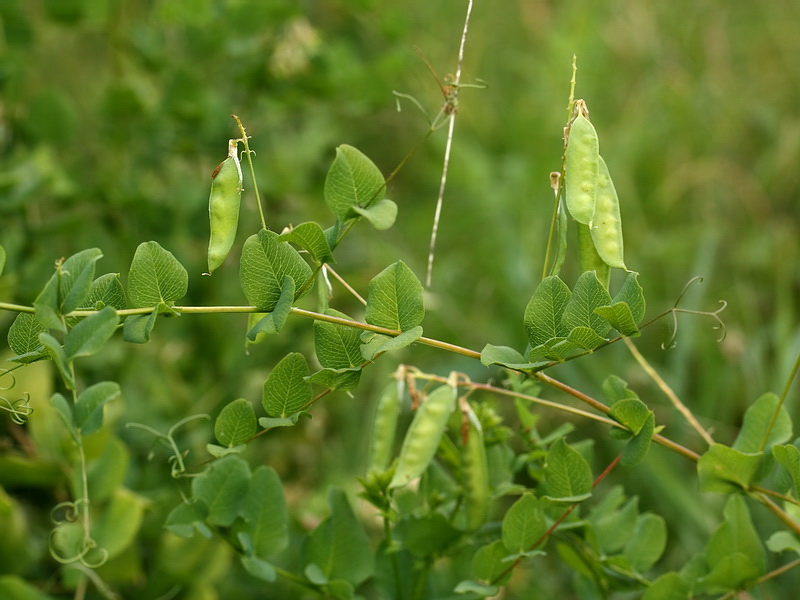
[364, 261, 424, 331]
[279, 222, 334, 264]
[502, 493, 547, 554]
[64, 306, 119, 360]
[732, 392, 792, 453]
[561, 271, 612, 337]
[240, 229, 312, 311]
[7, 313, 48, 363]
[324, 144, 385, 220]
[191, 455, 251, 527]
[127, 241, 188, 308]
[303, 488, 374, 586]
[262, 353, 312, 418]
[215, 398, 257, 447]
[543, 438, 593, 502]
[524, 276, 571, 347]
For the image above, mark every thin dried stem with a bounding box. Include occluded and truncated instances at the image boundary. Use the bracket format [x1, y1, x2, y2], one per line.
[623, 337, 715, 446]
[426, 0, 473, 288]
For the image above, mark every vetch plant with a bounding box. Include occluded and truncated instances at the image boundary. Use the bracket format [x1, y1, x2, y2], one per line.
[1, 11, 800, 600]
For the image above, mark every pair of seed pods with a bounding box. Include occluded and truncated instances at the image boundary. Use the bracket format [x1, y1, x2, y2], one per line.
[564, 101, 626, 271]
[206, 138, 243, 275]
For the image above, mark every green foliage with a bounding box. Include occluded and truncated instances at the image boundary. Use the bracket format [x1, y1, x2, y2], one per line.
[1, 3, 799, 599]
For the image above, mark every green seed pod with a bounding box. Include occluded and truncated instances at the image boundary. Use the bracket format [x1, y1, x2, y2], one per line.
[578, 222, 610, 289]
[590, 156, 626, 270]
[206, 139, 242, 275]
[461, 419, 489, 531]
[565, 109, 599, 225]
[367, 380, 401, 474]
[390, 385, 455, 489]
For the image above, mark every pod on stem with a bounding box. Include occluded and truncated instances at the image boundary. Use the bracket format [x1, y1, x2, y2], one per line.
[206, 138, 243, 275]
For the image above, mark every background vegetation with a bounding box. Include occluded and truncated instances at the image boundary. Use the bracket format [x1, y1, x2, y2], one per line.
[1, 0, 799, 598]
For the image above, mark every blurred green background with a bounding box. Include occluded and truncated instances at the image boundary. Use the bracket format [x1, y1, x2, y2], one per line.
[1, 0, 799, 597]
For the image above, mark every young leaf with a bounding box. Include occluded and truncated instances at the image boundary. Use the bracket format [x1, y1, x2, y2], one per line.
[620, 412, 655, 467]
[595, 272, 646, 336]
[165, 500, 211, 539]
[191, 454, 251, 527]
[240, 229, 313, 311]
[214, 398, 257, 448]
[59, 248, 104, 314]
[324, 144, 385, 220]
[279, 222, 335, 264]
[364, 261, 424, 331]
[7, 313, 48, 363]
[50, 393, 77, 441]
[561, 271, 612, 338]
[501, 493, 547, 554]
[262, 353, 312, 418]
[542, 438, 593, 502]
[246, 275, 295, 339]
[122, 309, 158, 344]
[314, 309, 363, 369]
[86, 273, 127, 309]
[306, 367, 361, 392]
[699, 494, 766, 592]
[732, 392, 792, 453]
[34, 272, 63, 332]
[642, 572, 691, 600]
[602, 374, 639, 404]
[773, 444, 800, 497]
[302, 488, 374, 586]
[524, 276, 571, 347]
[352, 198, 398, 230]
[63, 306, 119, 360]
[127, 241, 188, 308]
[623, 513, 667, 572]
[234, 466, 288, 557]
[74, 381, 121, 436]
[360, 326, 423, 361]
[697, 443, 771, 493]
[471, 539, 512, 584]
[610, 398, 652, 436]
[39, 333, 74, 389]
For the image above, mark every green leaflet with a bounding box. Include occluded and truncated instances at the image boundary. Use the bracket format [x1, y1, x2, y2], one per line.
[698, 495, 766, 593]
[279, 221, 335, 264]
[74, 381, 121, 436]
[191, 455, 251, 527]
[35, 248, 104, 332]
[543, 438, 593, 503]
[352, 198, 397, 230]
[360, 326, 423, 361]
[63, 306, 119, 361]
[7, 313, 48, 363]
[697, 443, 772, 493]
[501, 493, 547, 554]
[214, 398, 257, 448]
[233, 466, 288, 557]
[773, 444, 800, 497]
[732, 392, 792, 453]
[302, 488, 374, 587]
[262, 352, 312, 419]
[364, 261, 424, 331]
[595, 272, 646, 336]
[127, 241, 188, 308]
[240, 229, 313, 312]
[246, 276, 295, 340]
[314, 309, 363, 370]
[524, 276, 571, 347]
[324, 145, 386, 220]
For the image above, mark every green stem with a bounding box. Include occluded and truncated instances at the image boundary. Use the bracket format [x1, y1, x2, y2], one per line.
[232, 115, 267, 231]
[759, 347, 800, 452]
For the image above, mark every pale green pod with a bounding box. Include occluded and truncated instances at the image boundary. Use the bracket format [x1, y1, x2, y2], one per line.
[206, 139, 242, 274]
[590, 156, 626, 270]
[389, 385, 455, 489]
[565, 113, 599, 225]
[461, 420, 489, 531]
[578, 222, 610, 289]
[367, 381, 401, 474]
